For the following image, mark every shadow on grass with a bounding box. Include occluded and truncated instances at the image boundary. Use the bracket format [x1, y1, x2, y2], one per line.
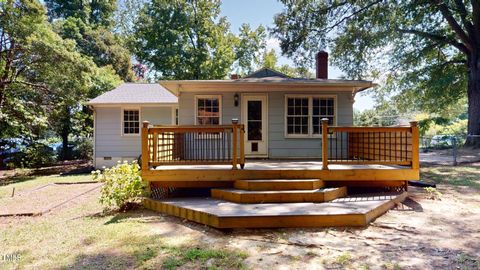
[0, 175, 36, 186]
[421, 166, 480, 190]
[63, 233, 247, 270]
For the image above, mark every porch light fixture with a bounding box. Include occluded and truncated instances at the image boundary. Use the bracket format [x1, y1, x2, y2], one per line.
[234, 93, 239, 107]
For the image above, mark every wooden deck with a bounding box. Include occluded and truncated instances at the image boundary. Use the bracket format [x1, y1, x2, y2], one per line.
[143, 192, 408, 228]
[142, 160, 418, 187]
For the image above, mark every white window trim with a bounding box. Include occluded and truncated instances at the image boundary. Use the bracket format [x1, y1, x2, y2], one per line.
[284, 94, 337, 138]
[121, 107, 141, 136]
[194, 95, 222, 125]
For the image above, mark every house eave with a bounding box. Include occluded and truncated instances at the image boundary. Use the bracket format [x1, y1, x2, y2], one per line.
[159, 80, 376, 96]
[86, 102, 178, 107]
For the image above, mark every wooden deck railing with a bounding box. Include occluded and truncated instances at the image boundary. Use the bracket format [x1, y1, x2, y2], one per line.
[141, 121, 245, 170]
[321, 119, 419, 170]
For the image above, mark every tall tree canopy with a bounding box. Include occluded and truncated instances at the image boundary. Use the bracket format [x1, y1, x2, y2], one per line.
[273, 0, 480, 146]
[45, 0, 134, 81]
[45, 0, 117, 28]
[133, 0, 266, 79]
[0, 0, 121, 159]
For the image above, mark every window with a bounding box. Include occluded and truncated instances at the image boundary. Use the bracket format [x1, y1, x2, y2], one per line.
[175, 108, 179, 125]
[196, 96, 221, 125]
[312, 97, 335, 134]
[286, 97, 309, 135]
[285, 95, 336, 137]
[123, 109, 140, 135]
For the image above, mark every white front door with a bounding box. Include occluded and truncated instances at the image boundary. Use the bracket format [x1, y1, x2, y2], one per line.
[242, 94, 268, 157]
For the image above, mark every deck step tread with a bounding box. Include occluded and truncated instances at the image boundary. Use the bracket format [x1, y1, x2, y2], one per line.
[234, 179, 324, 191]
[211, 186, 347, 203]
[143, 192, 408, 228]
[213, 188, 338, 194]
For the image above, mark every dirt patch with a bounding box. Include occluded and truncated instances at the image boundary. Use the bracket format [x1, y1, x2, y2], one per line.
[143, 186, 480, 270]
[421, 147, 480, 166]
[0, 182, 102, 216]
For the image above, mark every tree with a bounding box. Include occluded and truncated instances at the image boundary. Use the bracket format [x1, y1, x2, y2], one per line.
[272, 0, 480, 147]
[45, 0, 117, 28]
[256, 49, 314, 78]
[133, 0, 265, 80]
[0, 0, 121, 160]
[234, 23, 267, 75]
[45, 0, 134, 81]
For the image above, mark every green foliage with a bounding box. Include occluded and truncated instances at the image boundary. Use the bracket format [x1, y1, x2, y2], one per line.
[133, 0, 266, 79]
[354, 104, 400, 127]
[256, 49, 314, 78]
[424, 187, 442, 200]
[93, 160, 147, 211]
[44, 0, 117, 28]
[9, 142, 57, 169]
[54, 17, 134, 81]
[0, 0, 122, 163]
[272, 0, 480, 143]
[72, 137, 93, 160]
[162, 246, 248, 270]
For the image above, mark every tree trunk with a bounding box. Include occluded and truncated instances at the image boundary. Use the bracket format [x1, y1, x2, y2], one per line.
[60, 106, 71, 160]
[466, 53, 480, 148]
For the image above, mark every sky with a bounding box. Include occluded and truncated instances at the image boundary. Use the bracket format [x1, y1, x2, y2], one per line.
[220, 0, 375, 111]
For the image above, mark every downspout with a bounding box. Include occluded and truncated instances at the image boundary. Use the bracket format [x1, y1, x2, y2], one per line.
[90, 105, 96, 169]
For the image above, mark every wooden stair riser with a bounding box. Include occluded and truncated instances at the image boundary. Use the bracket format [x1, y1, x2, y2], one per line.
[234, 179, 324, 191]
[211, 187, 347, 204]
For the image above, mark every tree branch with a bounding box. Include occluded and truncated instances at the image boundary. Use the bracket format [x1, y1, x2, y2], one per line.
[398, 28, 470, 53]
[323, 0, 383, 33]
[472, 0, 480, 44]
[13, 80, 51, 92]
[436, 1, 473, 51]
[454, 0, 475, 38]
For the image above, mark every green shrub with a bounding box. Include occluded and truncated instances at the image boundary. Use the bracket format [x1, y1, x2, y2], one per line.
[9, 142, 57, 168]
[72, 137, 93, 160]
[92, 160, 148, 211]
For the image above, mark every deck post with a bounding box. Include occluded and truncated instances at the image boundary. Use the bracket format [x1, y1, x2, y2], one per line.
[321, 118, 329, 170]
[141, 121, 150, 172]
[232, 119, 238, 170]
[410, 121, 420, 170]
[239, 124, 245, 169]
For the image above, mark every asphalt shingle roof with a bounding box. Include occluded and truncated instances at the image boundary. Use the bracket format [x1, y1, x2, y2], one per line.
[87, 83, 178, 105]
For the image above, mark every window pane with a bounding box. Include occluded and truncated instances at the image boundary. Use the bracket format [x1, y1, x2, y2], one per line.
[248, 101, 262, 120]
[327, 107, 334, 115]
[248, 121, 262, 140]
[320, 107, 327, 115]
[197, 98, 220, 125]
[327, 99, 334, 106]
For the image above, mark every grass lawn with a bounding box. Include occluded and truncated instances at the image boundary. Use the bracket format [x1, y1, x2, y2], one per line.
[0, 174, 247, 270]
[421, 165, 480, 190]
[0, 166, 479, 269]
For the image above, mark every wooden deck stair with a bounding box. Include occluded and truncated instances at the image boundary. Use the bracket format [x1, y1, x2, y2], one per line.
[211, 179, 347, 203]
[234, 179, 324, 191]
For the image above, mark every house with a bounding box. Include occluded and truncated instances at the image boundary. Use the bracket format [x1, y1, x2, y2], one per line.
[89, 52, 420, 228]
[160, 52, 374, 159]
[87, 83, 178, 168]
[89, 52, 374, 166]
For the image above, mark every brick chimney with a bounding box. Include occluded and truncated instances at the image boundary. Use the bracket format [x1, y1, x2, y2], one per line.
[316, 51, 328, 79]
[230, 74, 239, 80]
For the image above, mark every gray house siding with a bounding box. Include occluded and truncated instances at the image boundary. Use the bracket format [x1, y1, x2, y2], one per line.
[178, 91, 353, 159]
[268, 91, 353, 158]
[94, 106, 174, 168]
[178, 92, 240, 125]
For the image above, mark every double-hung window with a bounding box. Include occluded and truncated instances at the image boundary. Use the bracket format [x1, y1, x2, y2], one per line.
[123, 109, 140, 135]
[195, 95, 221, 125]
[285, 95, 336, 137]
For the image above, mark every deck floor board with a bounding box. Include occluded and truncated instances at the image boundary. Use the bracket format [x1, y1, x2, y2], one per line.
[154, 160, 404, 171]
[146, 192, 405, 217]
